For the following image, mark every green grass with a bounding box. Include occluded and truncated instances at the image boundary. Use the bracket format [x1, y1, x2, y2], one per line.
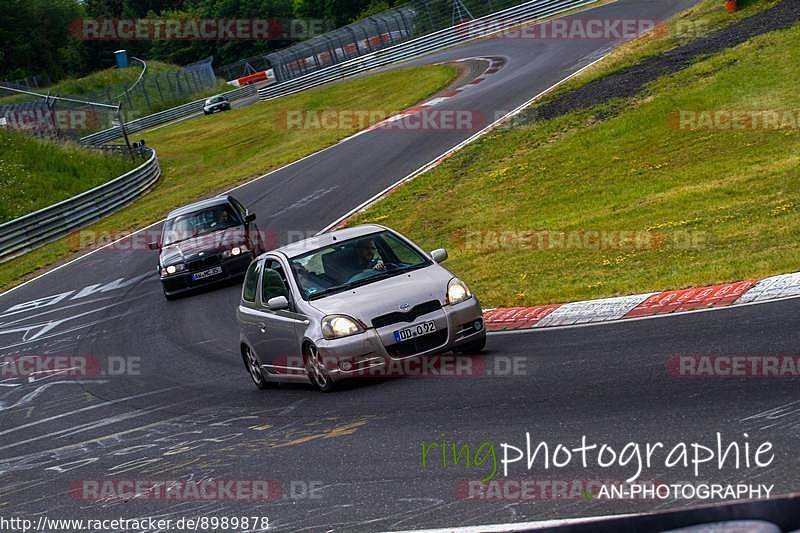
[348, 21, 800, 307]
[0, 132, 135, 223]
[0, 64, 458, 291]
[0, 61, 230, 124]
[540, 0, 782, 102]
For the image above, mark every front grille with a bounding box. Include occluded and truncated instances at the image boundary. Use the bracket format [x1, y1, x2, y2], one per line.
[386, 329, 448, 357]
[372, 300, 442, 328]
[186, 253, 222, 271]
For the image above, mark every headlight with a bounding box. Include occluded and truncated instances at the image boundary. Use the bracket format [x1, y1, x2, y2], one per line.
[446, 277, 472, 305]
[223, 245, 248, 258]
[321, 315, 364, 340]
[161, 263, 185, 276]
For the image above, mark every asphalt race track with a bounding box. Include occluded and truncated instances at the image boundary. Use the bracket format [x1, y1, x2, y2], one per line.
[2, 0, 799, 531]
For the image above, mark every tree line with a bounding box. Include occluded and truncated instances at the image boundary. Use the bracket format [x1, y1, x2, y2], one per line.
[0, 0, 396, 84]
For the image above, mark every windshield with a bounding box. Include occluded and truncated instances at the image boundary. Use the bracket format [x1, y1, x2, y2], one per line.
[289, 230, 431, 300]
[161, 204, 241, 245]
[207, 96, 225, 104]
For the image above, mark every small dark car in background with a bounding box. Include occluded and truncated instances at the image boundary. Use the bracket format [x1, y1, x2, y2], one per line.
[203, 95, 231, 115]
[150, 195, 264, 299]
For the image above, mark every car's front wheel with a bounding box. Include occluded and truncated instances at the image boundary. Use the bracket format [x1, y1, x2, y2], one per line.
[243, 345, 269, 389]
[304, 343, 335, 392]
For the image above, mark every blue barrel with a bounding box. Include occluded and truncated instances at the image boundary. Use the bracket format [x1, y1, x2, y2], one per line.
[114, 50, 129, 68]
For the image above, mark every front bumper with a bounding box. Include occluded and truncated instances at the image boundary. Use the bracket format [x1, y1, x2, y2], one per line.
[314, 297, 484, 380]
[204, 103, 230, 113]
[160, 252, 253, 296]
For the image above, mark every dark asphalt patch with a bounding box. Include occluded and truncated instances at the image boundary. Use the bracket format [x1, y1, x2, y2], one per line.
[518, 0, 800, 123]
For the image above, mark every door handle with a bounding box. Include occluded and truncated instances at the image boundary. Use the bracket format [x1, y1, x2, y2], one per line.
[258, 323, 267, 333]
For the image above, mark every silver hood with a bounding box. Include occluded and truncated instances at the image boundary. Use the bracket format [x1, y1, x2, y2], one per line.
[306, 264, 454, 326]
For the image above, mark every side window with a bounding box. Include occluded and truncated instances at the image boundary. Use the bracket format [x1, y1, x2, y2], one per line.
[383, 233, 422, 264]
[261, 268, 289, 304]
[242, 260, 262, 302]
[230, 198, 247, 220]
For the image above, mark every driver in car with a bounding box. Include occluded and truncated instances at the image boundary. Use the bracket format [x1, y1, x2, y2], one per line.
[354, 239, 386, 272]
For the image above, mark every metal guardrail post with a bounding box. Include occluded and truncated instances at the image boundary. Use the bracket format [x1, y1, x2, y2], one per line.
[0, 148, 162, 263]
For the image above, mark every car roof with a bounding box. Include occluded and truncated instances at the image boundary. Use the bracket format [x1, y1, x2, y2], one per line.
[166, 195, 233, 219]
[270, 224, 388, 259]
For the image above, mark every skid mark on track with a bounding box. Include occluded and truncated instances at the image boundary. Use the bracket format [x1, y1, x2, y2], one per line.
[272, 417, 370, 448]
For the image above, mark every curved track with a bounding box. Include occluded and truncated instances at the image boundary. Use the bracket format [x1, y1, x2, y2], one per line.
[2, 0, 798, 531]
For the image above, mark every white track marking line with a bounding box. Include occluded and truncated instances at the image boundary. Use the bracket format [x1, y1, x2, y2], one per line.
[0, 385, 180, 439]
[0, 59, 494, 300]
[317, 53, 612, 234]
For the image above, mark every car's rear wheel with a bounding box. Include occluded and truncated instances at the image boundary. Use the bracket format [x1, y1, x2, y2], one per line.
[305, 343, 334, 392]
[243, 345, 269, 389]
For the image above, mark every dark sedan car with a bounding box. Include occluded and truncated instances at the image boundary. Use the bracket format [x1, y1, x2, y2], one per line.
[150, 195, 264, 299]
[203, 95, 231, 115]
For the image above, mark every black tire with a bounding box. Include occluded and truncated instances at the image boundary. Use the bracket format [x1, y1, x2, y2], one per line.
[163, 286, 176, 300]
[243, 345, 269, 390]
[455, 333, 486, 354]
[304, 343, 335, 392]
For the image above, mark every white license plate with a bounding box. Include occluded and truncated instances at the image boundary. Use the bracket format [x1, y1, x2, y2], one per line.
[394, 320, 437, 343]
[192, 266, 222, 281]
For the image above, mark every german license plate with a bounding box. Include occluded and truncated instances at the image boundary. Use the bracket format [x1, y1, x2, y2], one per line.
[192, 266, 222, 281]
[393, 320, 437, 343]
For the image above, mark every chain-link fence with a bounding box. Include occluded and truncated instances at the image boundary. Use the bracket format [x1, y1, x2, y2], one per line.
[216, 0, 539, 84]
[0, 57, 224, 141]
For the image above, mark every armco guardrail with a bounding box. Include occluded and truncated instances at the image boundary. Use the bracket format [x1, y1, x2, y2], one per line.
[0, 148, 161, 263]
[80, 85, 256, 146]
[258, 0, 598, 101]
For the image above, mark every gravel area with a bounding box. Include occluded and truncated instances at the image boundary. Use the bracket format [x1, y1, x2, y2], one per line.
[521, 0, 800, 122]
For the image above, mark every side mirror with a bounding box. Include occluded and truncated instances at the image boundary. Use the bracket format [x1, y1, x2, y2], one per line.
[148, 240, 160, 250]
[430, 248, 448, 263]
[267, 295, 289, 311]
[245, 213, 256, 223]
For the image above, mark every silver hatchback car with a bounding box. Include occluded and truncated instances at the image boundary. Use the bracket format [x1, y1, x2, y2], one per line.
[237, 225, 486, 391]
